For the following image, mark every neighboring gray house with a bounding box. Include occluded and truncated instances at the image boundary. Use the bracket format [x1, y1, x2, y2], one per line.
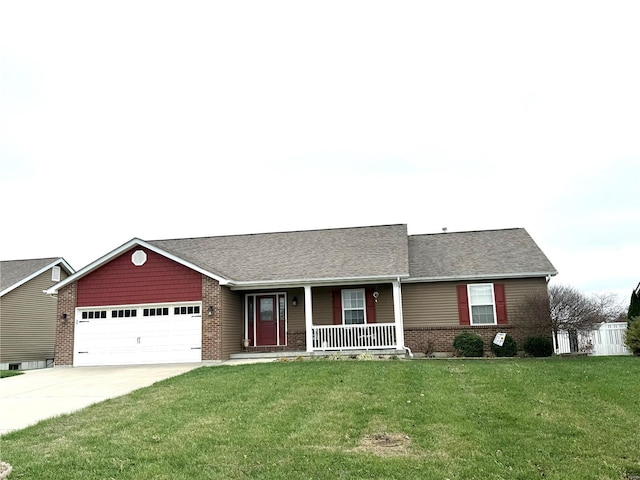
[47, 225, 557, 367]
[1, 258, 74, 370]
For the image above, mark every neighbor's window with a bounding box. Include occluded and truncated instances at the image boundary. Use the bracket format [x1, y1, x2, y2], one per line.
[342, 289, 366, 324]
[468, 284, 496, 325]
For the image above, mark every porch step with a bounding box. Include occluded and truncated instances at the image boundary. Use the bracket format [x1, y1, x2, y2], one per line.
[230, 349, 404, 360]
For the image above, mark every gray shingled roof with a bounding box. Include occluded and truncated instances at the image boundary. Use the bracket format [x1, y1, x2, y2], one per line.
[407, 228, 557, 280]
[149, 224, 410, 283]
[0, 258, 61, 293]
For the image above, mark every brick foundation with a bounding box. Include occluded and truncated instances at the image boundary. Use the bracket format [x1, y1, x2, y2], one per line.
[405, 325, 528, 356]
[243, 331, 306, 353]
[287, 331, 306, 350]
[244, 327, 538, 356]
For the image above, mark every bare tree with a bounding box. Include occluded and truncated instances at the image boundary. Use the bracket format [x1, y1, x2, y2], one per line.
[591, 292, 628, 324]
[551, 285, 594, 331]
[520, 284, 625, 338]
[515, 289, 553, 337]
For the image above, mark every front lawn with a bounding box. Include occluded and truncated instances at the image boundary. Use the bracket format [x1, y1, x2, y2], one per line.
[2, 357, 639, 479]
[0, 370, 23, 378]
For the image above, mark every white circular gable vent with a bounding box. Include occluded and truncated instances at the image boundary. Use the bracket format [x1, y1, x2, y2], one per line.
[131, 250, 147, 266]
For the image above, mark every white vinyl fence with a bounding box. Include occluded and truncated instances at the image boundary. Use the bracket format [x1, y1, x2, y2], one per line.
[554, 322, 631, 356]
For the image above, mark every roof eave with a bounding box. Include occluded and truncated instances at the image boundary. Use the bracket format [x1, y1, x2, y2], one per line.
[1, 258, 75, 297]
[228, 274, 410, 290]
[402, 271, 558, 283]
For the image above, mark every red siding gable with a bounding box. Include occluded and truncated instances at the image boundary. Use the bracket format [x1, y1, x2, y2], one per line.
[77, 247, 202, 307]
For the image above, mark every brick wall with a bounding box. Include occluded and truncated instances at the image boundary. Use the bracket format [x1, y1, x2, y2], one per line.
[287, 330, 306, 350]
[202, 276, 223, 361]
[55, 283, 77, 366]
[242, 330, 306, 353]
[405, 325, 525, 356]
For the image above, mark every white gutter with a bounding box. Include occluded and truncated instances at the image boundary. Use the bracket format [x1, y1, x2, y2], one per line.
[228, 274, 410, 291]
[401, 271, 558, 284]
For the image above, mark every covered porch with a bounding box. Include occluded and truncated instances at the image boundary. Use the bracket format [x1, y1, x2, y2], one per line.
[237, 280, 406, 353]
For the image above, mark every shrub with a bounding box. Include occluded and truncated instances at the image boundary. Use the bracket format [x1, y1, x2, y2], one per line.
[523, 336, 553, 357]
[453, 332, 484, 357]
[419, 337, 436, 357]
[490, 334, 518, 357]
[356, 352, 374, 361]
[625, 318, 640, 355]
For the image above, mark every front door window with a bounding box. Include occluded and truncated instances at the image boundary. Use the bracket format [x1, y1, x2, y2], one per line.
[259, 297, 274, 321]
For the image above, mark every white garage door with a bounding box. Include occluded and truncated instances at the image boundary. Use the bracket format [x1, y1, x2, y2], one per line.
[73, 303, 202, 366]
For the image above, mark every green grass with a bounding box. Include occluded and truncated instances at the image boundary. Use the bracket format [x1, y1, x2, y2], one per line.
[2, 357, 639, 479]
[0, 370, 23, 378]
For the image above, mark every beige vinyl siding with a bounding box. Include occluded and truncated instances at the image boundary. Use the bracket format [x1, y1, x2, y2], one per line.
[311, 284, 395, 326]
[285, 288, 305, 332]
[311, 287, 334, 325]
[221, 286, 243, 359]
[402, 278, 550, 328]
[0, 268, 68, 364]
[373, 284, 395, 323]
[402, 282, 459, 327]
[503, 277, 549, 319]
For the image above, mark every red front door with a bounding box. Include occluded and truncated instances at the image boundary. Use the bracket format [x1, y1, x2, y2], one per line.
[256, 295, 277, 346]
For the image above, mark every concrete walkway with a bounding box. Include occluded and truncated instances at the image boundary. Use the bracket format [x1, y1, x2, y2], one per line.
[0, 359, 273, 435]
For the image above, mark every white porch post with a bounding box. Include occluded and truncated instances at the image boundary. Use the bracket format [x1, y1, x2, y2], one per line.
[392, 279, 405, 351]
[304, 285, 314, 352]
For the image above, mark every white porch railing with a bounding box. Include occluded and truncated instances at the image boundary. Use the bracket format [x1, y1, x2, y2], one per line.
[312, 323, 397, 351]
[554, 322, 631, 356]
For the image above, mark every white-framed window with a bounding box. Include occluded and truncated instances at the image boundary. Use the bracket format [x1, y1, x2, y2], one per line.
[468, 283, 496, 325]
[51, 266, 61, 282]
[342, 288, 366, 324]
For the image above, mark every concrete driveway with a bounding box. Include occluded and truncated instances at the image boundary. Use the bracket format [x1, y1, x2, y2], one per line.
[0, 363, 203, 435]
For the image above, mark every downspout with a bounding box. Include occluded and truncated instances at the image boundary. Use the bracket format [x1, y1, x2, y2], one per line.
[392, 276, 413, 358]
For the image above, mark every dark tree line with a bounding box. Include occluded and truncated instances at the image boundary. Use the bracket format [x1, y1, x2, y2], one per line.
[628, 283, 640, 324]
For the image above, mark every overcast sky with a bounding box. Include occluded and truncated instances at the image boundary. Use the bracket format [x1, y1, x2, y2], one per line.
[1, 1, 638, 304]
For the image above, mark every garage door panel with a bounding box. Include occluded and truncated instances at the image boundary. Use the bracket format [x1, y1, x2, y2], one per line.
[74, 303, 202, 366]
